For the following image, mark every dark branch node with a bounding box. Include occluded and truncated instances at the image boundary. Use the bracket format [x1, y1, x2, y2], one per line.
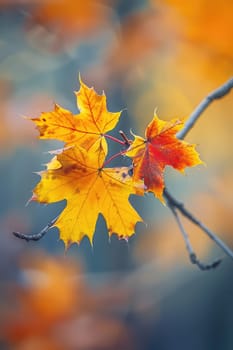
[190, 253, 222, 271]
[13, 230, 46, 242]
[128, 166, 133, 177]
[12, 216, 58, 242]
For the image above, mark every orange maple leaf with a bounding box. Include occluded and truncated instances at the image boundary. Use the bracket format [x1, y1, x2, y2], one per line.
[30, 77, 121, 150]
[126, 113, 203, 201]
[32, 140, 143, 247]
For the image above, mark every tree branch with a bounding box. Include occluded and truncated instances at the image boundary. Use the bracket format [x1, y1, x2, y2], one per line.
[161, 78, 233, 268]
[12, 216, 58, 242]
[164, 188, 233, 262]
[177, 78, 233, 140]
[166, 196, 222, 270]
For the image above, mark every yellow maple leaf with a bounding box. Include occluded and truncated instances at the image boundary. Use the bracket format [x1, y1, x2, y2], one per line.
[30, 77, 121, 150]
[32, 140, 143, 247]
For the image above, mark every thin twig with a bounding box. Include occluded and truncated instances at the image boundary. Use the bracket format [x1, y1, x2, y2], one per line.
[167, 201, 222, 270]
[164, 188, 233, 261]
[119, 130, 131, 146]
[177, 78, 233, 139]
[13, 216, 58, 242]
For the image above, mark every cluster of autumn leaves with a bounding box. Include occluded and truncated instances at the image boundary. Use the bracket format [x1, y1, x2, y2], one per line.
[30, 78, 202, 248]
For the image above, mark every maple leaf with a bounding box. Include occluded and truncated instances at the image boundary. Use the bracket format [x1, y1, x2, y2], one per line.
[32, 141, 143, 247]
[30, 77, 121, 151]
[126, 113, 203, 201]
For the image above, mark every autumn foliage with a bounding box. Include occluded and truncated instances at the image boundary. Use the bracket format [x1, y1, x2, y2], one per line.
[2, 254, 134, 350]
[1, 3, 233, 350]
[29, 78, 202, 248]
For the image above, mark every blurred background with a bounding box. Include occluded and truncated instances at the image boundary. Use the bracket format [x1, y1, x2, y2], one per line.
[0, 1, 233, 349]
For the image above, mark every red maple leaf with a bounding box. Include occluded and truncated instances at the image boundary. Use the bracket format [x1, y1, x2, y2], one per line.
[126, 113, 203, 201]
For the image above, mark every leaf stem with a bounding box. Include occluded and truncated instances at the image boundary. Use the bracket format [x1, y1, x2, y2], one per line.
[104, 131, 131, 166]
[104, 134, 126, 145]
[119, 130, 131, 146]
[103, 149, 127, 167]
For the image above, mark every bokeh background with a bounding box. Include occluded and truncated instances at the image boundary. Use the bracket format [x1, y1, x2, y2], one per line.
[0, 1, 233, 349]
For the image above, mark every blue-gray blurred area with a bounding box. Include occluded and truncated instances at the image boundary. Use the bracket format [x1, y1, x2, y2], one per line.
[0, 1, 233, 349]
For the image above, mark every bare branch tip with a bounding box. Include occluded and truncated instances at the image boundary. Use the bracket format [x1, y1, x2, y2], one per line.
[12, 216, 58, 242]
[190, 253, 222, 271]
[177, 76, 233, 140]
